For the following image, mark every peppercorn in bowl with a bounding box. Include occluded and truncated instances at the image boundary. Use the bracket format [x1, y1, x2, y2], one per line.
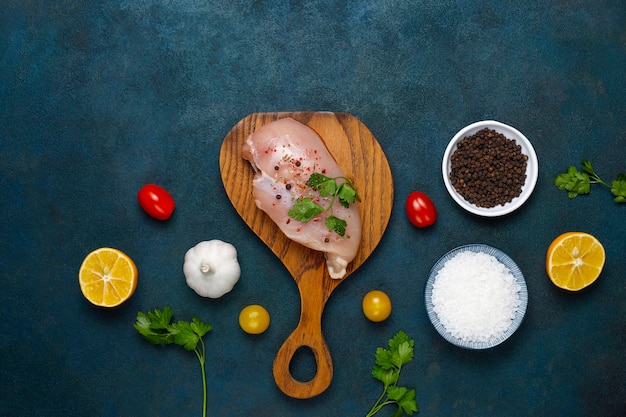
[442, 120, 538, 217]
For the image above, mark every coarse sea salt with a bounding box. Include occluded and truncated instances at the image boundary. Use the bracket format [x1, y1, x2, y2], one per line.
[431, 251, 521, 344]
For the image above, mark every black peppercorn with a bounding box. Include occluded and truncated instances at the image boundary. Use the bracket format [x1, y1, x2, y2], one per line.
[449, 128, 527, 208]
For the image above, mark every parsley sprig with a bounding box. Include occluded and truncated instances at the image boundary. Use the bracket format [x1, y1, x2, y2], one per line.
[366, 331, 419, 417]
[555, 158, 626, 203]
[134, 306, 212, 417]
[287, 172, 361, 236]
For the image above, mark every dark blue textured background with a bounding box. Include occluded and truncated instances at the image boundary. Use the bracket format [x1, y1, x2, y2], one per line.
[1, 1, 625, 416]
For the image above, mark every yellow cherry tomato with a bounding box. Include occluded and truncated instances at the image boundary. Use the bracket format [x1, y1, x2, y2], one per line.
[239, 304, 270, 334]
[362, 290, 392, 322]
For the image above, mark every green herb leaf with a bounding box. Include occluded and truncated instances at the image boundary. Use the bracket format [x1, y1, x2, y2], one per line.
[134, 307, 175, 345]
[191, 316, 212, 337]
[366, 331, 418, 417]
[555, 159, 625, 203]
[580, 158, 595, 176]
[134, 307, 212, 417]
[325, 215, 347, 236]
[390, 340, 414, 368]
[390, 386, 419, 415]
[148, 305, 174, 329]
[170, 321, 201, 351]
[388, 331, 411, 352]
[288, 172, 361, 235]
[372, 367, 398, 387]
[374, 346, 394, 370]
[554, 166, 591, 198]
[287, 198, 324, 222]
[307, 173, 337, 197]
[611, 173, 626, 203]
[390, 408, 405, 417]
[337, 183, 357, 208]
[134, 311, 153, 333]
[582, 158, 612, 187]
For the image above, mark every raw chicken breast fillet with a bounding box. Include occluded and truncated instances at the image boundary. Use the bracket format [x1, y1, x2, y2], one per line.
[242, 117, 361, 279]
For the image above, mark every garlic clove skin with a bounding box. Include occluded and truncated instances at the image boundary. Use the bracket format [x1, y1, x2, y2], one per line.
[183, 240, 241, 298]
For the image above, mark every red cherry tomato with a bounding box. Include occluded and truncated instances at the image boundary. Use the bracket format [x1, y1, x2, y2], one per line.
[138, 184, 175, 220]
[405, 191, 437, 228]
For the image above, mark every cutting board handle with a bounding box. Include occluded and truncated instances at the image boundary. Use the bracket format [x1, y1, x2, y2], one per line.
[272, 266, 334, 399]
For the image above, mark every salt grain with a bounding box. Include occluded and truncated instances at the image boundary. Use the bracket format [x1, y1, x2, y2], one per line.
[431, 251, 521, 343]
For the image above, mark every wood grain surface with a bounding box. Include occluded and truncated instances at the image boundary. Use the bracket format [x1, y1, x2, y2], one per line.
[219, 112, 393, 399]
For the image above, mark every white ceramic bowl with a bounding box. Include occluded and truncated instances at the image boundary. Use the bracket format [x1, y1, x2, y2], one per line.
[424, 244, 528, 350]
[442, 120, 538, 217]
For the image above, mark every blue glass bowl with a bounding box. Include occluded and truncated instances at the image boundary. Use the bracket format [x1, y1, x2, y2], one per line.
[424, 244, 528, 349]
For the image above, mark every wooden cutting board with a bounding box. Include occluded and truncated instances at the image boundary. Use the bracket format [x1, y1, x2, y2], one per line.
[219, 111, 393, 398]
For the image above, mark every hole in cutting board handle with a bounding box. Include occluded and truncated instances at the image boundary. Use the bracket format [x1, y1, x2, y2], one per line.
[288, 346, 317, 382]
[272, 322, 334, 399]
